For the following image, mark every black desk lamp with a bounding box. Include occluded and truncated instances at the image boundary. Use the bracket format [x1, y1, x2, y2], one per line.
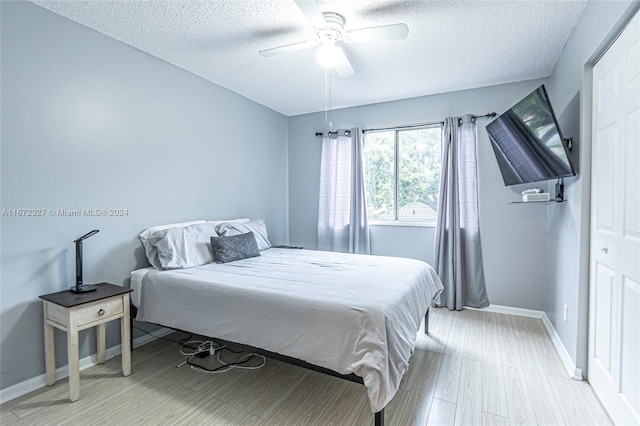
[70, 230, 100, 294]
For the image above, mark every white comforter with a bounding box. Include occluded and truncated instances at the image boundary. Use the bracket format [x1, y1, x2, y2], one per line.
[134, 248, 443, 412]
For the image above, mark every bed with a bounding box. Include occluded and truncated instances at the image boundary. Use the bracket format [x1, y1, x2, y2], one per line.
[131, 247, 443, 424]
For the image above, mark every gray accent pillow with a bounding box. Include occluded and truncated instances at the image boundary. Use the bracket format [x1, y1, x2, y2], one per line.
[211, 232, 260, 264]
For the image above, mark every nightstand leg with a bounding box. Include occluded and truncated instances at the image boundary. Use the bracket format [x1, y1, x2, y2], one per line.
[43, 304, 56, 386]
[121, 295, 131, 376]
[97, 323, 106, 364]
[67, 313, 80, 402]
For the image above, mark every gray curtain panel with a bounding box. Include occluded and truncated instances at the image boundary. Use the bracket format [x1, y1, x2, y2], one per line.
[434, 116, 489, 310]
[317, 128, 371, 254]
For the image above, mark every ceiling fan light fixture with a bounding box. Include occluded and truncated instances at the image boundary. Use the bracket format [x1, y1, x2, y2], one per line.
[316, 42, 341, 68]
[263, 1, 407, 77]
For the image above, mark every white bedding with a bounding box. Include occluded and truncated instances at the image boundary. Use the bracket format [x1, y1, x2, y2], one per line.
[133, 248, 443, 412]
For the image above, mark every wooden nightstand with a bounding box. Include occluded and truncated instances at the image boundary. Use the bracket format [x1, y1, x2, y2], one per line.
[40, 283, 133, 402]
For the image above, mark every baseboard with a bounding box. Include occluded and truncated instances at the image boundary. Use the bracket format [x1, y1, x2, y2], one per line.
[468, 304, 583, 380]
[469, 303, 545, 318]
[541, 313, 584, 380]
[0, 327, 173, 404]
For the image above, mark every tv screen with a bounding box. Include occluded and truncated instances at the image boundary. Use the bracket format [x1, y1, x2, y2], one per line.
[486, 85, 576, 186]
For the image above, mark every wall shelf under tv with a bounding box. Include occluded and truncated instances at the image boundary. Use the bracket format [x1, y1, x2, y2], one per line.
[509, 199, 565, 204]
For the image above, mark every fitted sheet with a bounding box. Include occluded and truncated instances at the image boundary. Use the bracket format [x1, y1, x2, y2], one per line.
[130, 267, 152, 308]
[134, 248, 443, 412]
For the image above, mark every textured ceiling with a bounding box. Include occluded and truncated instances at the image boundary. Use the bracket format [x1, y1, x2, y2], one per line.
[30, 0, 587, 116]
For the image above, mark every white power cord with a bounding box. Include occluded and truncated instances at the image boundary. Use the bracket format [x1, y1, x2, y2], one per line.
[179, 339, 223, 357]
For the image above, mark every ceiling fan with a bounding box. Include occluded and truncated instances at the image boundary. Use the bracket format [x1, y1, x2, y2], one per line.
[258, 0, 409, 77]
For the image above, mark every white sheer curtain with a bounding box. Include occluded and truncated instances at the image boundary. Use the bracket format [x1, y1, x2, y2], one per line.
[434, 115, 489, 310]
[317, 128, 370, 254]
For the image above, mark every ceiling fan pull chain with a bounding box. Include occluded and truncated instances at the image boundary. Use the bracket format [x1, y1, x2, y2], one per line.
[324, 69, 333, 130]
[325, 68, 328, 125]
[329, 72, 332, 128]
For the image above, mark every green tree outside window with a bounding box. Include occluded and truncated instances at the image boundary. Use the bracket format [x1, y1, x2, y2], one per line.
[363, 126, 442, 222]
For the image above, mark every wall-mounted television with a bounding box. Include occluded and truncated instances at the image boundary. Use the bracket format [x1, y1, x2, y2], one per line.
[486, 85, 576, 186]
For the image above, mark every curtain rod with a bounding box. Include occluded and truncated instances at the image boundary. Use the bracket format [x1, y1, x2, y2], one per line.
[313, 112, 497, 136]
[314, 129, 352, 138]
[359, 112, 497, 134]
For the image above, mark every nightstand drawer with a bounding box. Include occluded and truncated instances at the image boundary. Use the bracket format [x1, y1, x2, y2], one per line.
[77, 297, 123, 326]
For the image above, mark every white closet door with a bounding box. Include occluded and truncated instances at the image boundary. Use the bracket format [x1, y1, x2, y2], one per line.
[589, 9, 640, 426]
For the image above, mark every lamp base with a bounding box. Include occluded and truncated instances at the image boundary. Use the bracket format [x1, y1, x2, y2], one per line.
[70, 284, 98, 294]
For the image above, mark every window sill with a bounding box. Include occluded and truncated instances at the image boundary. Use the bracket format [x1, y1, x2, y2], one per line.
[369, 220, 435, 228]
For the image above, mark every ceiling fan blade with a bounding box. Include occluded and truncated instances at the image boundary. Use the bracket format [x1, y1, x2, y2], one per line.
[344, 23, 409, 43]
[294, 0, 327, 28]
[334, 47, 354, 77]
[259, 40, 318, 57]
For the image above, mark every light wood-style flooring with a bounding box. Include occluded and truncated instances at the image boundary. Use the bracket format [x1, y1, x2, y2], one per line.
[1, 308, 612, 425]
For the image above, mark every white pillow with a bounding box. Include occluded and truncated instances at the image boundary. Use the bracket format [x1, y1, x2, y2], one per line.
[207, 218, 250, 227]
[139, 220, 206, 269]
[155, 222, 218, 269]
[139, 218, 250, 269]
[216, 218, 271, 251]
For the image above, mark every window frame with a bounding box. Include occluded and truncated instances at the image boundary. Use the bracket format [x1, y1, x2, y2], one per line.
[364, 124, 442, 227]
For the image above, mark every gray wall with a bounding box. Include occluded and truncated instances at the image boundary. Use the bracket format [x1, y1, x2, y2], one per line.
[0, 2, 288, 390]
[544, 0, 639, 373]
[288, 80, 551, 311]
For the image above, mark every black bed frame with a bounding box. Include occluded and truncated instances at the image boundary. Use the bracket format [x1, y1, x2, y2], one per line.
[131, 306, 430, 426]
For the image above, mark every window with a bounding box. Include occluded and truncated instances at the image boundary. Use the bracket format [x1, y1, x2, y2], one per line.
[363, 126, 442, 224]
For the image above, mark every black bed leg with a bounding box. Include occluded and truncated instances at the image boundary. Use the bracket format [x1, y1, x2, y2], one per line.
[425, 309, 429, 335]
[375, 409, 384, 426]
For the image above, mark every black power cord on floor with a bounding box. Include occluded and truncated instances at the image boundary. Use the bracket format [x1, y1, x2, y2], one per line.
[133, 324, 266, 373]
[187, 351, 266, 373]
[178, 339, 267, 373]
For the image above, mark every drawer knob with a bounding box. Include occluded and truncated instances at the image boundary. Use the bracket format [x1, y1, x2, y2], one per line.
[98, 308, 105, 316]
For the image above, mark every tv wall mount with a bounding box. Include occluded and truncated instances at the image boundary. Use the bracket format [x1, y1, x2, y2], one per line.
[564, 137, 573, 151]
